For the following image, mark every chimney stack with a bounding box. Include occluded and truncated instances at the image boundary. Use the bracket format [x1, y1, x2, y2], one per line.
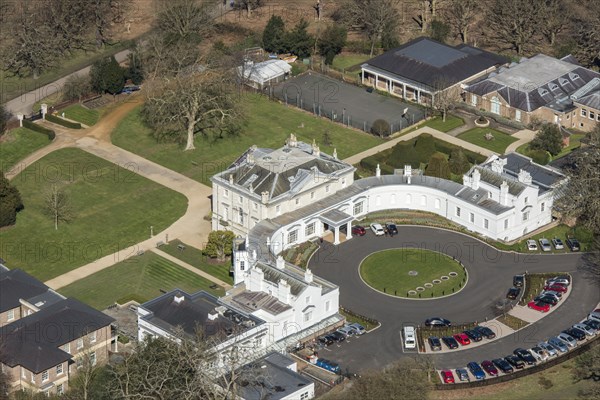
[261, 191, 269, 204]
[229, 174, 234, 184]
[472, 169, 481, 190]
[276, 255, 285, 270]
[332, 148, 338, 159]
[304, 268, 313, 283]
[375, 164, 381, 177]
[517, 169, 532, 185]
[500, 181, 509, 205]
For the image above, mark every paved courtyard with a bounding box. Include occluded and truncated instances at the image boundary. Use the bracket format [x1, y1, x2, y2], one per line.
[308, 226, 599, 372]
[273, 73, 426, 134]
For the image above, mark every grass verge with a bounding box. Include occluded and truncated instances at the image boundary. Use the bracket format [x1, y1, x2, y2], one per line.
[282, 240, 320, 269]
[519, 273, 569, 306]
[62, 104, 100, 126]
[339, 307, 379, 331]
[0, 127, 52, 171]
[496, 314, 530, 330]
[331, 54, 370, 71]
[59, 252, 225, 310]
[457, 127, 518, 153]
[422, 114, 465, 133]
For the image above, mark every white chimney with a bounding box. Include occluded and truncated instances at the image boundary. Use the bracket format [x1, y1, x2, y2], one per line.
[472, 169, 481, 190]
[500, 181, 509, 205]
[261, 191, 269, 204]
[208, 310, 219, 321]
[278, 279, 291, 304]
[247, 151, 255, 165]
[375, 164, 381, 177]
[276, 255, 285, 270]
[288, 133, 298, 147]
[404, 165, 412, 176]
[332, 148, 338, 159]
[491, 157, 507, 174]
[312, 139, 320, 157]
[229, 174, 234, 184]
[174, 294, 185, 304]
[517, 169, 532, 185]
[305, 268, 313, 283]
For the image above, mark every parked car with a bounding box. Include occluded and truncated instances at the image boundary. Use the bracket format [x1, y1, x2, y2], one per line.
[530, 346, 549, 362]
[535, 295, 558, 306]
[349, 323, 366, 335]
[504, 355, 525, 369]
[589, 310, 600, 323]
[584, 319, 600, 331]
[464, 329, 483, 342]
[538, 342, 558, 357]
[351, 225, 367, 236]
[428, 336, 442, 351]
[526, 240, 538, 251]
[467, 362, 486, 380]
[329, 331, 346, 343]
[546, 276, 570, 286]
[425, 317, 452, 327]
[563, 328, 586, 341]
[514, 348, 536, 365]
[507, 287, 521, 300]
[573, 323, 596, 337]
[548, 337, 569, 353]
[440, 370, 455, 384]
[492, 358, 514, 374]
[455, 368, 470, 382]
[513, 274, 525, 288]
[541, 290, 563, 299]
[385, 222, 398, 235]
[318, 335, 335, 346]
[552, 237, 564, 250]
[442, 336, 459, 349]
[473, 325, 496, 339]
[370, 223, 385, 236]
[337, 326, 355, 337]
[566, 237, 580, 251]
[528, 300, 550, 313]
[557, 332, 578, 348]
[316, 358, 340, 374]
[481, 360, 499, 376]
[453, 333, 471, 346]
[539, 238, 552, 251]
[544, 284, 568, 293]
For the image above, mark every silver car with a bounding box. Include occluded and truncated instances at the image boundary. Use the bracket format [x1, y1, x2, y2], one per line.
[548, 337, 569, 353]
[557, 332, 577, 348]
[573, 323, 596, 336]
[526, 239, 538, 251]
[539, 238, 552, 251]
[538, 342, 558, 357]
[349, 323, 366, 335]
[337, 326, 355, 337]
[551, 238, 564, 250]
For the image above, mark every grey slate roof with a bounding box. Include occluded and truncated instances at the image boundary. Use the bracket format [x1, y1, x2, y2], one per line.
[502, 153, 566, 190]
[363, 37, 508, 90]
[473, 167, 527, 196]
[0, 269, 50, 313]
[0, 298, 114, 373]
[226, 290, 292, 316]
[571, 77, 600, 110]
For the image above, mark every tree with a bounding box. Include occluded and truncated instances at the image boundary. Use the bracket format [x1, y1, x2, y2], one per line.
[425, 152, 451, 179]
[487, 0, 542, 55]
[344, 0, 401, 56]
[262, 15, 286, 54]
[446, 0, 479, 43]
[0, 104, 9, 136]
[90, 56, 125, 95]
[538, 0, 570, 46]
[529, 124, 563, 156]
[371, 119, 391, 137]
[285, 19, 314, 58]
[381, 28, 400, 51]
[88, 0, 125, 49]
[157, 0, 215, 44]
[125, 52, 144, 85]
[0, 174, 24, 227]
[390, 142, 422, 168]
[234, 0, 263, 18]
[318, 25, 347, 65]
[574, 11, 600, 69]
[204, 230, 236, 261]
[449, 148, 470, 174]
[430, 20, 450, 43]
[414, 133, 437, 159]
[143, 69, 245, 151]
[44, 184, 72, 230]
[63, 73, 92, 102]
[431, 81, 458, 121]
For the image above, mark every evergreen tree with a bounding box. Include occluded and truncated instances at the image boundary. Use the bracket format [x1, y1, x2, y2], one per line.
[425, 152, 451, 179]
[529, 124, 563, 156]
[0, 105, 9, 136]
[318, 25, 347, 65]
[285, 19, 313, 58]
[90, 56, 126, 95]
[0, 174, 24, 227]
[449, 148, 471, 174]
[262, 15, 286, 53]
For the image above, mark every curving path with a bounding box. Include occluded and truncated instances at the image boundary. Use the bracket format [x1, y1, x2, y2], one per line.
[309, 226, 600, 372]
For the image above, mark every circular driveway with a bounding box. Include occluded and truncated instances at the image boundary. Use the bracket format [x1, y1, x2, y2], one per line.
[309, 226, 600, 372]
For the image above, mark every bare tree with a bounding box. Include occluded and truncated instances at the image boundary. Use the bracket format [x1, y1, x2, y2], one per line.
[446, 0, 479, 43]
[235, 0, 263, 18]
[431, 80, 459, 122]
[44, 185, 72, 230]
[157, 0, 216, 43]
[538, 0, 571, 45]
[487, 0, 542, 55]
[88, 0, 126, 49]
[344, 0, 401, 56]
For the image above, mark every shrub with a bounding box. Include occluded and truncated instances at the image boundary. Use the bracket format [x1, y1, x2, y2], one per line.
[525, 149, 551, 165]
[389, 142, 422, 168]
[529, 123, 563, 156]
[371, 119, 391, 137]
[360, 155, 379, 172]
[46, 113, 82, 129]
[424, 152, 451, 179]
[414, 133, 436, 159]
[449, 148, 471, 174]
[0, 174, 24, 227]
[22, 120, 56, 140]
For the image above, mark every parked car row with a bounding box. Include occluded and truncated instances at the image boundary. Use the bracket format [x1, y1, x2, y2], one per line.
[527, 275, 571, 313]
[440, 309, 600, 384]
[368, 222, 399, 236]
[526, 237, 580, 252]
[428, 325, 496, 352]
[312, 322, 368, 374]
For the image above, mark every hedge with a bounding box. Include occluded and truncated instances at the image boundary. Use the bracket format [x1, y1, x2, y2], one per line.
[22, 120, 56, 140]
[46, 113, 82, 129]
[523, 149, 550, 165]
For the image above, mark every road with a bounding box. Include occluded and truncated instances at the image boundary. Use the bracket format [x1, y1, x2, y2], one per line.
[308, 226, 599, 373]
[3, 49, 132, 117]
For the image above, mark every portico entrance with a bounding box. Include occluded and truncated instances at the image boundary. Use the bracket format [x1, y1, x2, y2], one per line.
[319, 209, 354, 245]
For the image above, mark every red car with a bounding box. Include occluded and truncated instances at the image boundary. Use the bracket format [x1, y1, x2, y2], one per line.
[440, 370, 455, 384]
[544, 284, 568, 293]
[453, 333, 471, 346]
[528, 300, 550, 312]
[351, 225, 367, 236]
[481, 360, 499, 376]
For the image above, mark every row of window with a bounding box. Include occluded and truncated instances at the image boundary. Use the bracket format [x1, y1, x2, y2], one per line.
[580, 108, 600, 121]
[456, 207, 493, 229]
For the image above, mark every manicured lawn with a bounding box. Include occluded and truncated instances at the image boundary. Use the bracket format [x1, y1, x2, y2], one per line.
[0, 148, 187, 281]
[422, 114, 465, 133]
[359, 249, 467, 298]
[111, 94, 382, 186]
[59, 252, 224, 310]
[331, 54, 370, 71]
[0, 127, 52, 171]
[159, 240, 233, 285]
[62, 104, 100, 126]
[457, 127, 518, 153]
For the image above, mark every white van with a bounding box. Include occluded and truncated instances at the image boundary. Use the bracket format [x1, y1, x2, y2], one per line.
[403, 326, 416, 349]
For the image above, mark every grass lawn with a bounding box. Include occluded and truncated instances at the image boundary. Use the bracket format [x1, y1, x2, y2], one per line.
[496, 314, 529, 330]
[0, 128, 52, 171]
[511, 224, 593, 253]
[159, 240, 233, 285]
[58, 252, 224, 310]
[0, 148, 187, 281]
[111, 94, 382, 186]
[457, 127, 518, 153]
[62, 104, 100, 126]
[422, 114, 465, 133]
[359, 249, 467, 298]
[331, 54, 370, 71]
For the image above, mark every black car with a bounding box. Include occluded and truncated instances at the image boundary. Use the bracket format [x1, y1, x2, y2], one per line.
[513, 274, 525, 288]
[492, 358, 514, 374]
[535, 295, 558, 306]
[473, 326, 496, 339]
[504, 355, 525, 369]
[584, 319, 600, 330]
[507, 287, 521, 300]
[318, 335, 334, 346]
[563, 328, 586, 341]
[514, 348, 536, 365]
[463, 329, 483, 342]
[442, 336, 459, 349]
[428, 336, 442, 351]
[566, 237, 580, 251]
[330, 331, 346, 343]
[425, 317, 452, 327]
[385, 223, 398, 235]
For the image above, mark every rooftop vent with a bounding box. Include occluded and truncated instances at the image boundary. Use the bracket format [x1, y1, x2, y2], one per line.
[35, 301, 45, 307]
[283, 148, 292, 153]
[174, 295, 185, 304]
[263, 156, 272, 161]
